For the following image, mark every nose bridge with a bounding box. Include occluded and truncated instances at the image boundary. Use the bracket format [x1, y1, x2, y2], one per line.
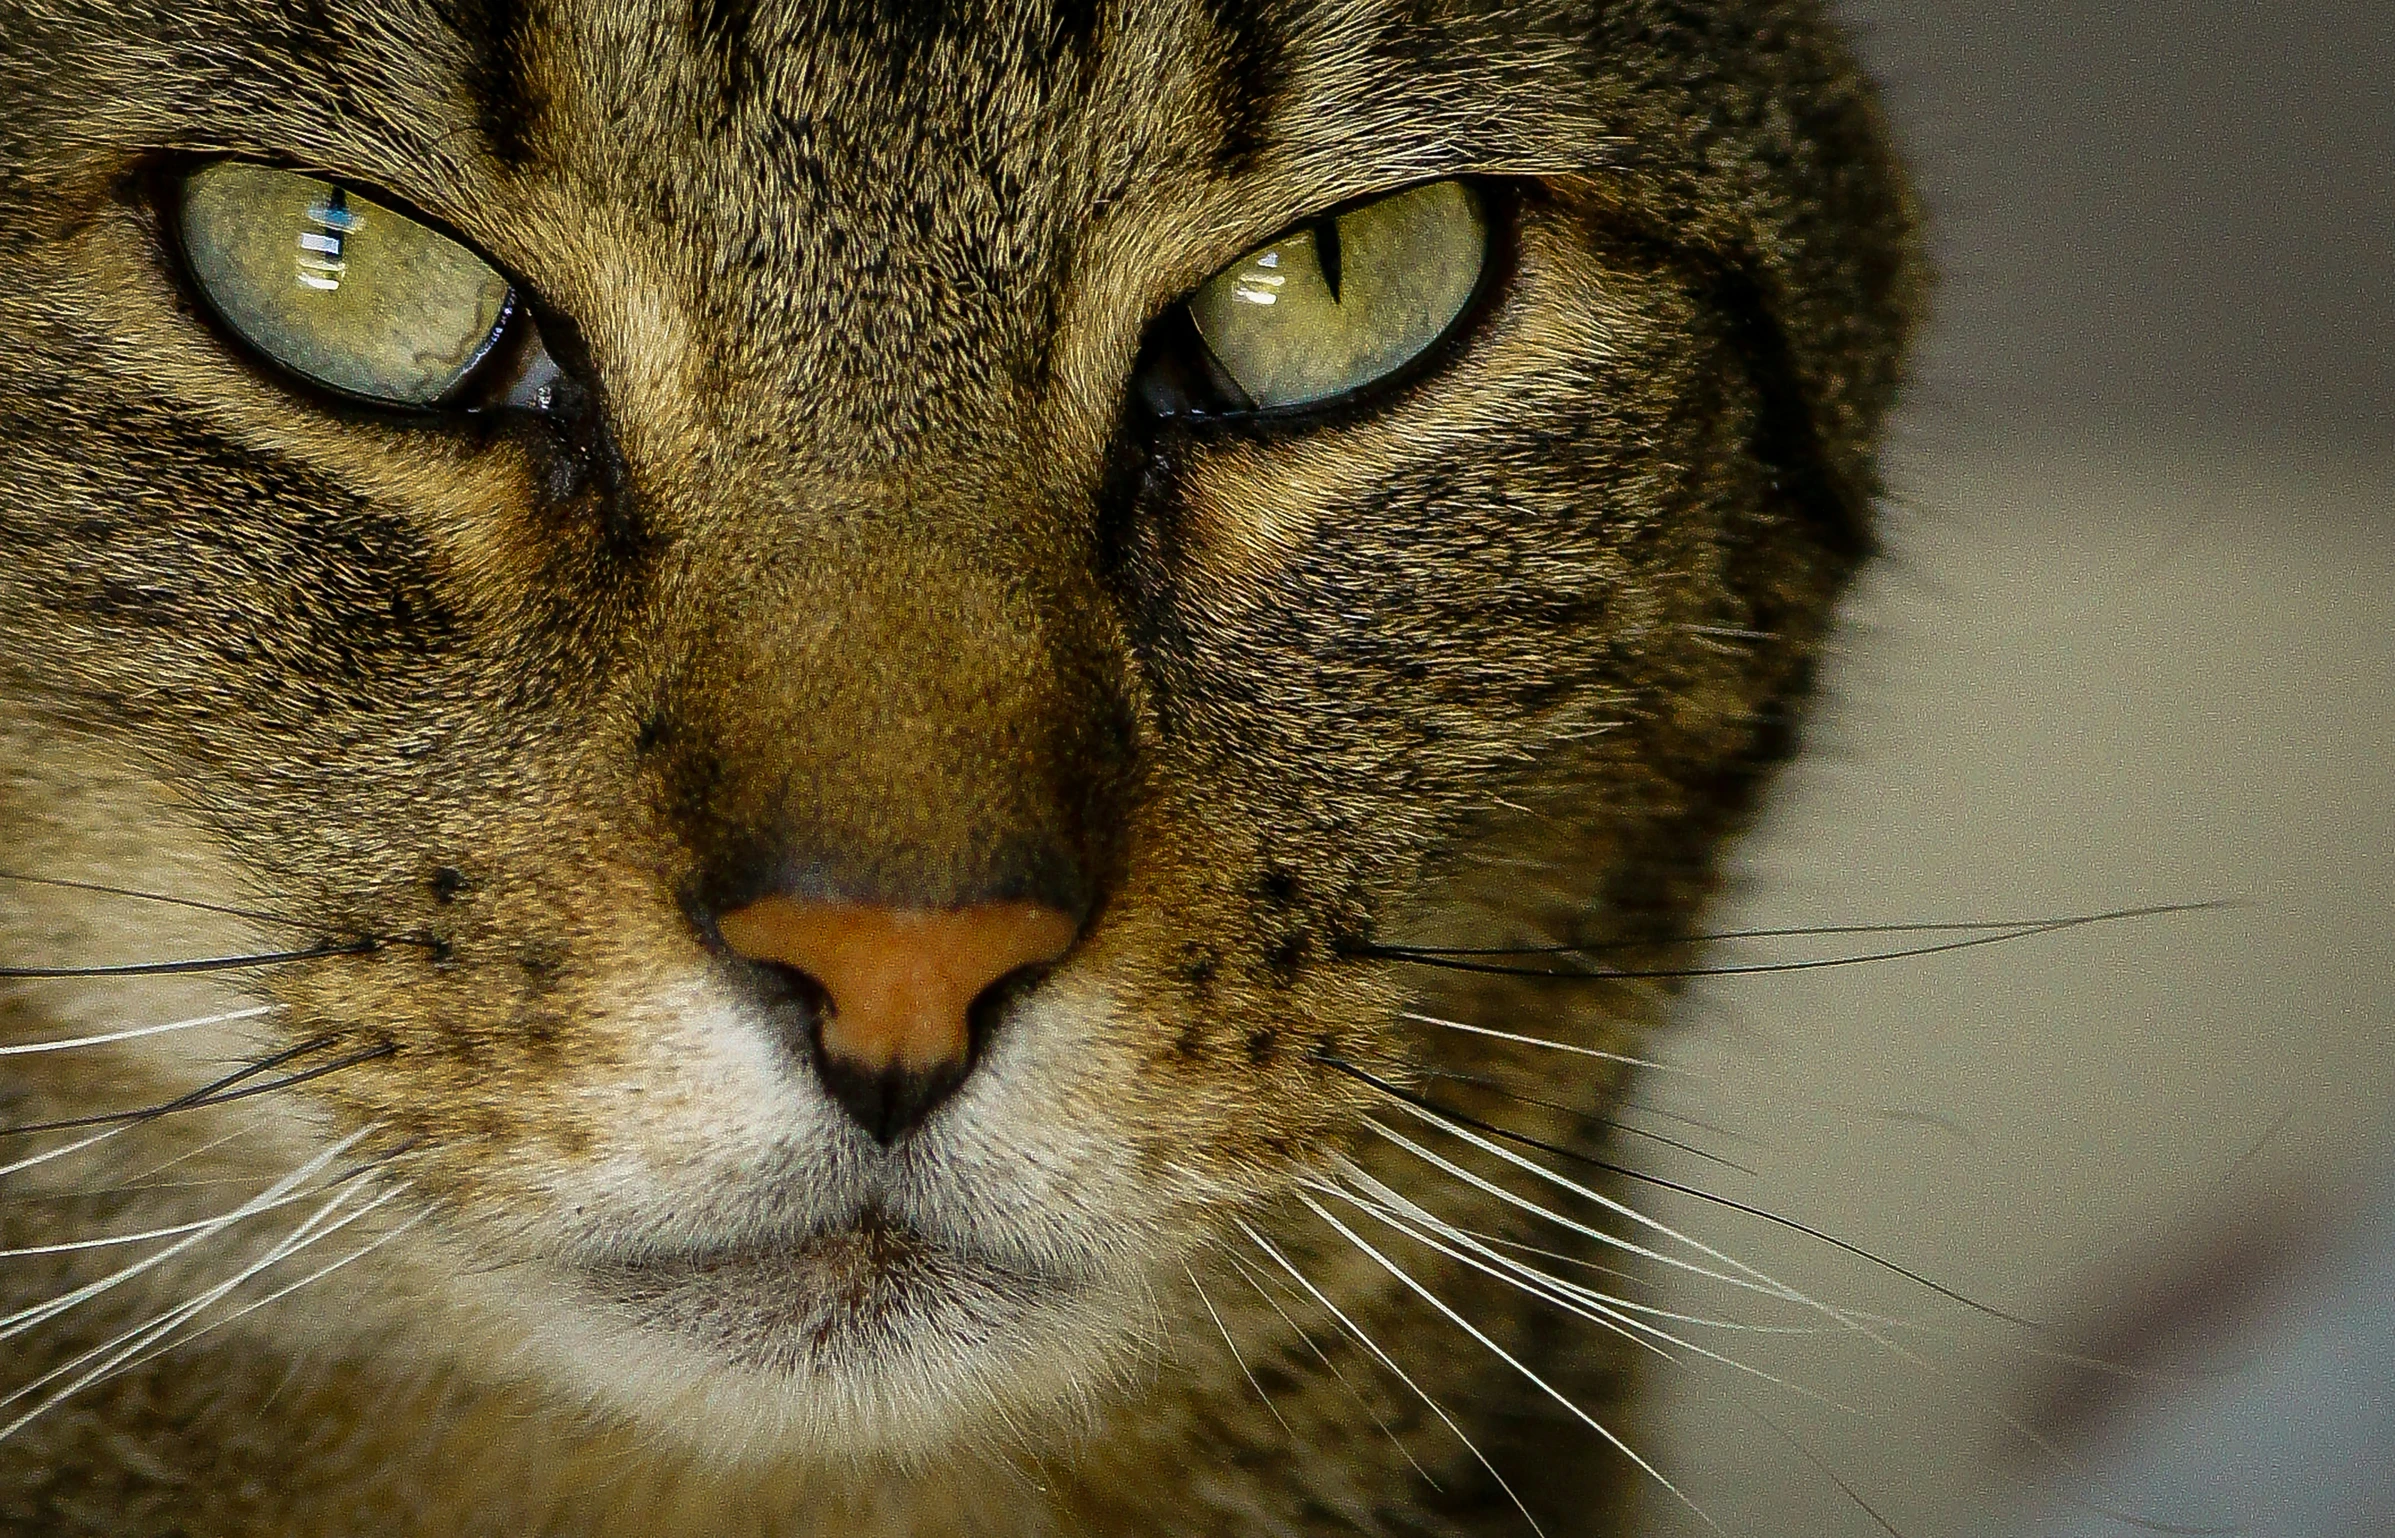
[667, 471, 1131, 920]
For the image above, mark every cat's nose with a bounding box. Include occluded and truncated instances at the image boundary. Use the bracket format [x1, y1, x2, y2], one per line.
[714, 897, 1078, 1144]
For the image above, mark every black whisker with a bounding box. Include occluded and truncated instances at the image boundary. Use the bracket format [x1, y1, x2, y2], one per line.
[0, 1035, 393, 1139]
[1347, 902, 2225, 981]
[1417, 1068, 1759, 1176]
[1318, 1054, 2045, 1329]
[1354, 910, 2196, 957]
[0, 871, 309, 930]
[0, 938, 385, 980]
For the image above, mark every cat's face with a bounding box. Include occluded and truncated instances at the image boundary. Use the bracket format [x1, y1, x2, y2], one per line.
[0, 0, 1913, 1471]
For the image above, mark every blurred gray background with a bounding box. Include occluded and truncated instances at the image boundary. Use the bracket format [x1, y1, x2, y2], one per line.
[1630, 4, 2394, 1535]
[1853, 0, 2390, 449]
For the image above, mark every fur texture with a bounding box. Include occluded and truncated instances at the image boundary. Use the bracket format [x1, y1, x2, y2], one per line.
[0, 0, 1918, 1531]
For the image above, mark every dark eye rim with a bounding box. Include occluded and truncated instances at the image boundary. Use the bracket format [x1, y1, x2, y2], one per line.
[151, 154, 554, 421]
[1134, 176, 1518, 432]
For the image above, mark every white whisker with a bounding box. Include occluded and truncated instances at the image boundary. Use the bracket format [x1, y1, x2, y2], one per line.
[1298, 1192, 1719, 1533]
[1367, 1105, 1863, 1322]
[1368, 1097, 2156, 1497]
[1217, 1245, 1442, 1491]
[0, 1125, 374, 1343]
[1185, 1260, 1293, 1439]
[0, 1175, 402, 1440]
[1238, 1218, 1548, 1538]
[1320, 1167, 1870, 1419]
[0, 1124, 134, 1181]
[0, 1180, 352, 1258]
[0, 1176, 383, 1417]
[0, 1003, 280, 1057]
[1363, 1118, 1799, 1302]
[104, 1202, 427, 1385]
[1399, 1012, 1686, 1073]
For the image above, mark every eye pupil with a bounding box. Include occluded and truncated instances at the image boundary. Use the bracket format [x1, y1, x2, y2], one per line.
[1311, 215, 1342, 302]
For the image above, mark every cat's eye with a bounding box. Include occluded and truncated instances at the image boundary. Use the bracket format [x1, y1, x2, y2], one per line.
[175, 162, 520, 409]
[1175, 179, 1488, 414]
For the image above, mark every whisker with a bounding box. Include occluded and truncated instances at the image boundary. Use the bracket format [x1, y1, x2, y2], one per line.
[1399, 1013, 1685, 1074]
[1184, 1261, 1294, 1440]
[1398, 1019, 1969, 1142]
[1358, 903, 2227, 958]
[1741, 1400, 1913, 1538]
[0, 871, 308, 930]
[1360, 1112, 1816, 1303]
[1298, 1192, 1719, 1532]
[1322, 1056, 2031, 1327]
[1, 1037, 344, 1141]
[1352, 902, 2226, 980]
[1356, 1100, 1885, 1329]
[1215, 1246, 1442, 1491]
[0, 1107, 276, 1198]
[0, 1177, 386, 1414]
[1344, 1200, 1834, 1337]
[1611, 1095, 1766, 1150]
[0, 1037, 394, 1140]
[1416, 1068, 1758, 1176]
[1238, 1218, 1546, 1538]
[0, 1125, 376, 1342]
[0, 1173, 406, 1442]
[0, 1154, 370, 1256]
[0, 938, 384, 981]
[96, 1200, 427, 1394]
[1318, 1167, 1870, 1419]
[65, 1113, 277, 1192]
[0, 1003, 283, 1058]
[1321, 1179, 1975, 1538]
[0, 1124, 137, 1182]
[1343, 1093, 2201, 1519]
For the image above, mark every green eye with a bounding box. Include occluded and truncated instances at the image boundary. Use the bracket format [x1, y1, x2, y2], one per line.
[177, 162, 516, 408]
[1184, 180, 1487, 413]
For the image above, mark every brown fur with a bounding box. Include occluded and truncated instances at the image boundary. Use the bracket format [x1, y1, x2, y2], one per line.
[0, 0, 1918, 1531]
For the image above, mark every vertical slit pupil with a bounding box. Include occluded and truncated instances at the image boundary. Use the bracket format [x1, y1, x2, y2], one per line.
[1311, 215, 1342, 302]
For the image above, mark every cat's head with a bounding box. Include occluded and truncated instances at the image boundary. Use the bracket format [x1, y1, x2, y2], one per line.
[0, 0, 1915, 1463]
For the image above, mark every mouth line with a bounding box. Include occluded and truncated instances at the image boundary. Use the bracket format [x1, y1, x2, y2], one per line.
[572, 1211, 1076, 1370]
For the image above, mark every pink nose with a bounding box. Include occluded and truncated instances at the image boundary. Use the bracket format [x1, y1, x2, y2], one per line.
[714, 897, 1078, 1139]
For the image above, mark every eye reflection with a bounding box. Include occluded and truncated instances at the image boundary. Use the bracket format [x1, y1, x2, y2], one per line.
[294, 188, 360, 292]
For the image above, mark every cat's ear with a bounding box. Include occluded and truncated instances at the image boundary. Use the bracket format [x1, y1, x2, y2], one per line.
[1728, 81, 1924, 548]
[1613, 39, 1927, 548]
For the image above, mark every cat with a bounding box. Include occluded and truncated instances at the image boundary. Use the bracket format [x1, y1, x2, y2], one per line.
[0, 0, 1919, 1532]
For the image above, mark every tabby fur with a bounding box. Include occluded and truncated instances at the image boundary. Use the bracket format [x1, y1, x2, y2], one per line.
[0, 0, 1918, 1531]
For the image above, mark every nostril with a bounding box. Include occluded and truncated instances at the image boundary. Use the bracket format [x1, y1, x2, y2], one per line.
[744, 957, 832, 1020]
[806, 1033, 972, 1147]
[963, 960, 1055, 1051]
[712, 898, 1079, 1143]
